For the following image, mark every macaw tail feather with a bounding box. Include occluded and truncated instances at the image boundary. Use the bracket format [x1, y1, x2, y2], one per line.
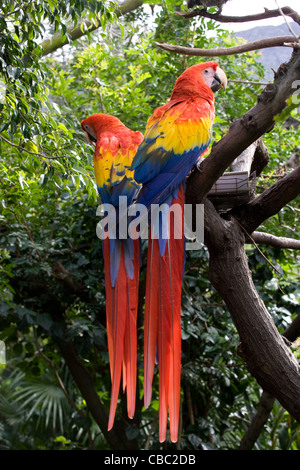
[103, 237, 140, 430]
[144, 184, 185, 443]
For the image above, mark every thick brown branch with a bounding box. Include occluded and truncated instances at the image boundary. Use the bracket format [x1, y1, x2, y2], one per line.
[284, 313, 300, 343]
[178, 6, 300, 26]
[59, 341, 139, 450]
[239, 390, 275, 450]
[233, 165, 300, 234]
[251, 231, 300, 249]
[155, 35, 300, 57]
[52, 261, 85, 294]
[238, 313, 300, 450]
[186, 52, 300, 206]
[204, 199, 300, 423]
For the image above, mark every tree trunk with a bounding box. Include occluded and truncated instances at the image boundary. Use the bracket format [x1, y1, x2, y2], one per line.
[204, 199, 300, 422]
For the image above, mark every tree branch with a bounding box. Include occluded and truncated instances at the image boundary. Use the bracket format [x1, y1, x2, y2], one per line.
[233, 165, 300, 234]
[40, 0, 144, 56]
[59, 341, 139, 450]
[0, 134, 67, 160]
[155, 35, 300, 57]
[239, 390, 275, 450]
[178, 6, 300, 26]
[284, 313, 300, 343]
[204, 198, 300, 424]
[275, 0, 300, 41]
[185, 52, 300, 207]
[238, 313, 300, 450]
[251, 231, 300, 250]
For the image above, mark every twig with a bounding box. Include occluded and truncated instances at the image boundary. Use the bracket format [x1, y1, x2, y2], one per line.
[275, 0, 300, 42]
[3, 7, 21, 18]
[11, 209, 43, 262]
[0, 134, 68, 160]
[185, 386, 195, 425]
[155, 35, 300, 57]
[233, 218, 283, 277]
[178, 6, 300, 26]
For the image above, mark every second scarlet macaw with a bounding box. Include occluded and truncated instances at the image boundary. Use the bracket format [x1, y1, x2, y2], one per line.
[131, 61, 227, 442]
[81, 113, 143, 431]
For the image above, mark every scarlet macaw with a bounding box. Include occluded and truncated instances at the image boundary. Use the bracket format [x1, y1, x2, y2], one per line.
[131, 61, 227, 442]
[81, 113, 143, 431]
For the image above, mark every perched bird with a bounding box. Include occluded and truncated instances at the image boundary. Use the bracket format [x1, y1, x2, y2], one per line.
[131, 61, 227, 442]
[81, 113, 143, 431]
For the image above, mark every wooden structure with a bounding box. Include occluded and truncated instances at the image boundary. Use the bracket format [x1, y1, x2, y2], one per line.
[207, 139, 269, 210]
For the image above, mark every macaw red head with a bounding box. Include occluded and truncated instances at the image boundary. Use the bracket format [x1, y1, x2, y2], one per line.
[170, 61, 227, 101]
[200, 61, 227, 92]
[81, 113, 124, 147]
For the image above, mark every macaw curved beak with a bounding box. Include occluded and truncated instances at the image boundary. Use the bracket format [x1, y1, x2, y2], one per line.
[83, 129, 97, 147]
[211, 66, 227, 92]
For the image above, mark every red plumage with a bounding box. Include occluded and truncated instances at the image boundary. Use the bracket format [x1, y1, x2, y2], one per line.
[81, 113, 143, 431]
[132, 61, 227, 442]
[144, 185, 185, 442]
[104, 237, 140, 430]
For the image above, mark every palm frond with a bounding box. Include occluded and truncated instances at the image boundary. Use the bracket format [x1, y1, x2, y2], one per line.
[11, 379, 71, 432]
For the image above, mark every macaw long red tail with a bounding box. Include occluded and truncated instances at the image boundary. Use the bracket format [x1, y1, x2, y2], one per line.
[103, 237, 139, 430]
[144, 184, 185, 442]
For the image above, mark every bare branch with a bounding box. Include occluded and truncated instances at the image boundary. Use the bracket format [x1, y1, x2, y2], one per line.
[155, 35, 300, 57]
[251, 231, 300, 249]
[178, 6, 300, 26]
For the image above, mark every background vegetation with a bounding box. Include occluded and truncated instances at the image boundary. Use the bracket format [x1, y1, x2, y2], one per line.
[0, 0, 299, 450]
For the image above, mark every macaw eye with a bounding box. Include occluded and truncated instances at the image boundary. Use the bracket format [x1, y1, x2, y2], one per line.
[204, 69, 209, 74]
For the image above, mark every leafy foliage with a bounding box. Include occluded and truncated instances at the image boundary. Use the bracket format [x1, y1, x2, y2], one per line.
[0, 0, 299, 450]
